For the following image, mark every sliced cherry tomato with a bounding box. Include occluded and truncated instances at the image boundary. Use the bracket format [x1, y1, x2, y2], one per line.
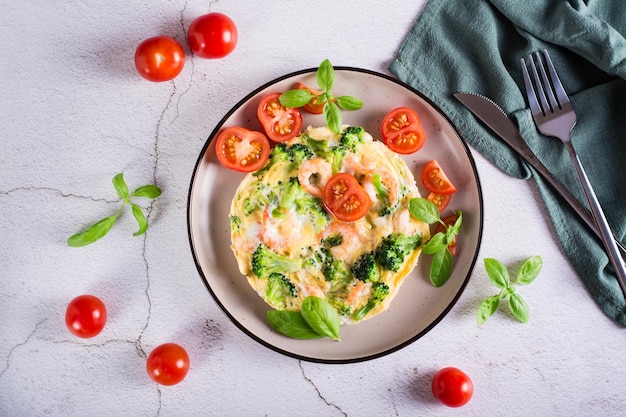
[187, 13, 238, 59]
[146, 343, 190, 386]
[257, 93, 303, 143]
[432, 367, 473, 407]
[65, 295, 107, 338]
[295, 82, 327, 114]
[323, 173, 371, 222]
[435, 214, 459, 256]
[215, 127, 270, 172]
[134, 36, 185, 82]
[381, 107, 426, 154]
[427, 192, 452, 212]
[421, 160, 457, 195]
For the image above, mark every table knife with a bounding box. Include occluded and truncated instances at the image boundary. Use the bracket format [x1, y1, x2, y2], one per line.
[454, 92, 626, 259]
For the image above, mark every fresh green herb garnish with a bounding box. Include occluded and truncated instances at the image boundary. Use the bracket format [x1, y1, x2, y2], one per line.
[408, 198, 462, 287]
[279, 59, 363, 134]
[477, 256, 542, 324]
[267, 295, 341, 341]
[67, 173, 161, 247]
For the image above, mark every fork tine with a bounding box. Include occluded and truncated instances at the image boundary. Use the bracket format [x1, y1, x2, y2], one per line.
[534, 51, 559, 112]
[520, 57, 544, 117]
[541, 49, 571, 107]
[528, 53, 553, 115]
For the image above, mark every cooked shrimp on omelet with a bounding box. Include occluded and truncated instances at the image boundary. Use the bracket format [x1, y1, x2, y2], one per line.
[229, 125, 429, 324]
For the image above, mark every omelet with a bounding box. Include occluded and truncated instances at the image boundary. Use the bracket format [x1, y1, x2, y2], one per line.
[229, 125, 430, 324]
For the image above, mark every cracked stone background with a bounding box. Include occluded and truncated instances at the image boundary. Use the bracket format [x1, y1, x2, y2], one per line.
[1, 0, 625, 416]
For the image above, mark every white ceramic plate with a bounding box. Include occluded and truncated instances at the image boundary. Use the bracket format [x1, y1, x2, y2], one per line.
[187, 68, 483, 363]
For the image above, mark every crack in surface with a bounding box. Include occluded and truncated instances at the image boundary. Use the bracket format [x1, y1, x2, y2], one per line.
[0, 186, 115, 203]
[298, 361, 348, 417]
[0, 318, 47, 378]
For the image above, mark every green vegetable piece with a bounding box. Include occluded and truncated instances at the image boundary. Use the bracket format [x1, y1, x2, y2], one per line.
[430, 248, 452, 287]
[131, 184, 162, 199]
[509, 291, 529, 323]
[112, 173, 129, 199]
[336, 95, 363, 111]
[301, 296, 340, 341]
[131, 203, 148, 236]
[408, 197, 440, 224]
[516, 255, 543, 285]
[67, 214, 119, 247]
[484, 258, 510, 289]
[279, 88, 314, 108]
[316, 59, 335, 92]
[324, 101, 342, 134]
[267, 310, 322, 340]
[476, 294, 501, 324]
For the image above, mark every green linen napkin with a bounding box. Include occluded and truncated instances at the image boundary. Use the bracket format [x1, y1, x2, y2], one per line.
[390, 0, 626, 326]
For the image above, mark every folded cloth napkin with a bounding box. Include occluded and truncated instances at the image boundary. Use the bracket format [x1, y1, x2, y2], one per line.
[390, 0, 626, 326]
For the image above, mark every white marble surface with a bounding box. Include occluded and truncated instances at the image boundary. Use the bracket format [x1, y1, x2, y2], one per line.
[1, 0, 625, 416]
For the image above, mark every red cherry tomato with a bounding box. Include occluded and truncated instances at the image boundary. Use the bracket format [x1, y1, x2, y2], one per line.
[215, 127, 271, 172]
[381, 107, 426, 154]
[257, 93, 303, 143]
[65, 295, 107, 338]
[295, 82, 326, 114]
[435, 214, 459, 256]
[323, 173, 371, 222]
[146, 343, 190, 386]
[432, 367, 473, 407]
[427, 192, 452, 212]
[187, 12, 238, 59]
[421, 160, 457, 195]
[134, 36, 185, 82]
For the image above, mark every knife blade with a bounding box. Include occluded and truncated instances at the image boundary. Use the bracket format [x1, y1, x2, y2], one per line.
[454, 92, 626, 258]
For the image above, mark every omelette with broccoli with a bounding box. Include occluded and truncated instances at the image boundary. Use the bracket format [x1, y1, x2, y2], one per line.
[229, 125, 430, 323]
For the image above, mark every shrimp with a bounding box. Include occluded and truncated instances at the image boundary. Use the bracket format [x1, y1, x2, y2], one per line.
[260, 208, 301, 253]
[343, 153, 399, 207]
[346, 281, 371, 308]
[298, 157, 332, 197]
[319, 220, 371, 262]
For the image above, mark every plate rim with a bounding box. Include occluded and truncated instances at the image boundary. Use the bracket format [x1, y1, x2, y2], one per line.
[186, 66, 484, 364]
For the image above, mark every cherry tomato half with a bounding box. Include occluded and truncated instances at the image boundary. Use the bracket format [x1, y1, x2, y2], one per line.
[134, 36, 185, 82]
[295, 82, 326, 114]
[435, 214, 459, 256]
[257, 93, 303, 143]
[323, 173, 371, 222]
[215, 127, 270, 172]
[381, 107, 426, 154]
[187, 12, 238, 59]
[146, 343, 190, 386]
[432, 367, 473, 407]
[65, 295, 107, 338]
[421, 160, 457, 195]
[427, 192, 452, 212]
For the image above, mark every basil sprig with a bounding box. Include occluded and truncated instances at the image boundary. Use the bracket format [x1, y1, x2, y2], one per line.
[408, 198, 462, 287]
[67, 173, 161, 247]
[477, 256, 542, 324]
[279, 59, 363, 134]
[267, 296, 341, 341]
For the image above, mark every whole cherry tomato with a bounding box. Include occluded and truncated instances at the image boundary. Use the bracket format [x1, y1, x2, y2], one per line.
[65, 295, 107, 338]
[432, 367, 474, 407]
[146, 343, 190, 386]
[134, 36, 185, 82]
[187, 12, 238, 59]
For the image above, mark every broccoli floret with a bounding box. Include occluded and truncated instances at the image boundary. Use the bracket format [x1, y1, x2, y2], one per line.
[230, 215, 242, 232]
[352, 281, 390, 321]
[251, 243, 303, 279]
[321, 233, 343, 248]
[319, 248, 352, 282]
[327, 295, 353, 317]
[339, 126, 367, 152]
[287, 143, 314, 168]
[265, 272, 297, 309]
[351, 251, 379, 282]
[305, 136, 334, 159]
[374, 232, 422, 272]
[271, 176, 330, 232]
[330, 145, 347, 174]
[243, 182, 276, 216]
[253, 143, 291, 177]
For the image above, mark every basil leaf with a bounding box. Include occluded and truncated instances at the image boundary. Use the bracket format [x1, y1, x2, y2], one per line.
[279, 89, 314, 108]
[131, 184, 162, 199]
[509, 292, 529, 323]
[316, 59, 335, 92]
[336, 95, 363, 111]
[112, 173, 129, 199]
[267, 310, 322, 340]
[67, 214, 118, 247]
[422, 232, 446, 254]
[430, 248, 452, 287]
[301, 296, 340, 340]
[131, 203, 148, 236]
[477, 294, 501, 324]
[484, 258, 510, 289]
[516, 255, 542, 285]
[408, 198, 440, 224]
[324, 101, 342, 134]
[447, 210, 463, 235]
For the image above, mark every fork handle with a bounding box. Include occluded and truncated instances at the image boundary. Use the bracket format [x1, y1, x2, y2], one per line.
[565, 141, 626, 295]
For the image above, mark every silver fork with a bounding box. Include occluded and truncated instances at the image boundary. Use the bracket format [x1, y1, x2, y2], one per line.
[521, 49, 626, 296]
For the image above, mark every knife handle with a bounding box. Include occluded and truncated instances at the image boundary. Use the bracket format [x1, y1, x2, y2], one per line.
[518, 142, 626, 259]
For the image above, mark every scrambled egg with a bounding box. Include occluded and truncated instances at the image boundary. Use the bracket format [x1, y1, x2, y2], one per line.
[229, 126, 429, 323]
